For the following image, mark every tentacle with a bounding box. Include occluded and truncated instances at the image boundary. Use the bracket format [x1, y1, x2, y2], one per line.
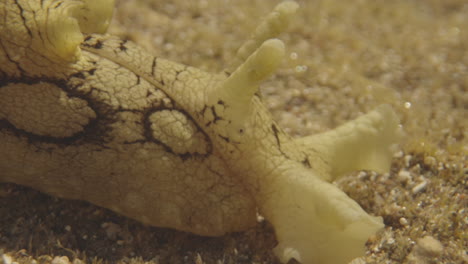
[208, 39, 285, 137]
[72, 0, 115, 35]
[297, 104, 402, 181]
[45, 0, 114, 61]
[0, 0, 114, 64]
[227, 1, 299, 72]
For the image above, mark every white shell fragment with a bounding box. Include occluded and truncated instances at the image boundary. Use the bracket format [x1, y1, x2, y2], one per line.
[0, 1, 401, 264]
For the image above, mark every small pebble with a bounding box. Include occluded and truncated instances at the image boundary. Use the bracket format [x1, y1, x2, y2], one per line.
[406, 236, 444, 264]
[412, 180, 428, 194]
[399, 217, 409, 226]
[101, 222, 122, 240]
[404, 155, 413, 167]
[2, 254, 12, 264]
[51, 256, 71, 264]
[195, 254, 203, 264]
[415, 236, 443, 257]
[397, 170, 412, 183]
[73, 259, 84, 264]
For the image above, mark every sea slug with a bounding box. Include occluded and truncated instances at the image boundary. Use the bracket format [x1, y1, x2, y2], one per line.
[0, 0, 401, 263]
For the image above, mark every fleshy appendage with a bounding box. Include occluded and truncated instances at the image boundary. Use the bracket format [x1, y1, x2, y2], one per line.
[0, 0, 114, 63]
[206, 1, 298, 138]
[47, 0, 115, 61]
[297, 104, 402, 181]
[228, 1, 299, 71]
[208, 39, 285, 138]
[259, 106, 400, 264]
[72, 0, 115, 35]
[261, 165, 383, 264]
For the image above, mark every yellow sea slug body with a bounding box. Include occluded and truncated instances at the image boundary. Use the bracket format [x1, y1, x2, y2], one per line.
[0, 1, 401, 263]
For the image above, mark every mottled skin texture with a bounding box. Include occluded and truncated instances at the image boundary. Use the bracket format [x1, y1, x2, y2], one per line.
[0, 1, 401, 263]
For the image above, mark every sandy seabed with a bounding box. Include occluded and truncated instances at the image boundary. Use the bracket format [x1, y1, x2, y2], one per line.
[1, 0, 466, 263]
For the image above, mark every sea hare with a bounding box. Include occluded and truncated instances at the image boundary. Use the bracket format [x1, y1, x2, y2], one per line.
[0, 1, 401, 263]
